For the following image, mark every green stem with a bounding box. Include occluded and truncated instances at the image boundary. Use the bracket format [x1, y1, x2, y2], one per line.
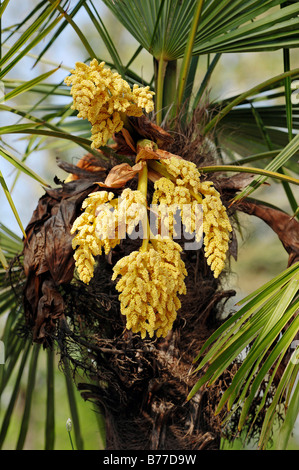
[16, 344, 40, 450]
[282, 44, 298, 216]
[0, 342, 31, 450]
[137, 162, 148, 195]
[236, 150, 282, 165]
[176, 0, 205, 113]
[148, 159, 175, 181]
[199, 165, 299, 187]
[182, 55, 198, 108]
[278, 167, 299, 217]
[63, 357, 84, 450]
[0, 338, 24, 395]
[45, 348, 55, 450]
[0, 245, 8, 269]
[68, 431, 75, 450]
[163, 59, 177, 122]
[283, 48, 293, 142]
[155, 56, 167, 126]
[0, 169, 27, 238]
[48, 0, 97, 60]
[137, 161, 150, 252]
[203, 67, 299, 136]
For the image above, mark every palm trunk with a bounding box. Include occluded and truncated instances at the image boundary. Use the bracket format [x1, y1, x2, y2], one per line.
[62, 246, 236, 451]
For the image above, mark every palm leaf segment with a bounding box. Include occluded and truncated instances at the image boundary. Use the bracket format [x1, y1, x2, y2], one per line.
[103, 0, 299, 60]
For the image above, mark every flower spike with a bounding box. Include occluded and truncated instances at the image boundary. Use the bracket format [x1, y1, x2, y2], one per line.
[64, 59, 155, 148]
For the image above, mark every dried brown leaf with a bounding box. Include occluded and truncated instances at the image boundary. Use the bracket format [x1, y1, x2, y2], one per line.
[98, 161, 145, 188]
[62, 153, 107, 182]
[113, 115, 173, 155]
[155, 148, 182, 160]
[128, 115, 173, 148]
[135, 147, 159, 163]
[121, 128, 136, 153]
[217, 173, 257, 192]
[147, 168, 162, 183]
[23, 180, 103, 343]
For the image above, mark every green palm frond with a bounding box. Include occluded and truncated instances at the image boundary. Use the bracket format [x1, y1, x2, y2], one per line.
[0, 223, 100, 450]
[103, 0, 299, 60]
[233, 132, 299, 201]
[188, 262, 299, 449]
[210, 73, 299, 158]
[0, 0, 62, 78]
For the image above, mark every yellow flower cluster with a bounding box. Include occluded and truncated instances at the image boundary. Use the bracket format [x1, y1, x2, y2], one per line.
[71, 191, 118, 284]
[157, 156, 232, 278]
[71, 188, 147, 284]
[112, 239, 187, 338]
[117, 188, 147, 236]
[64, 59, 155, 148]
[152, 177, 202, 241]
[199, 182, 232, 278]
[90, 111, 123, 149]
[161, 155, 202, 193]
[95, 187, 147, 239]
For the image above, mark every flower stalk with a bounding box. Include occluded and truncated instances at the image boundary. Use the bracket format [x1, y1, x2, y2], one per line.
[137, 161, 150, 253]
[175, 0, 205, 114]
[155, 56, 167, 125]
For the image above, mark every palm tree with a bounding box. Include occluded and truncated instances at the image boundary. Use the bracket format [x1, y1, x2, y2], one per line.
[1, 0, 299, 450]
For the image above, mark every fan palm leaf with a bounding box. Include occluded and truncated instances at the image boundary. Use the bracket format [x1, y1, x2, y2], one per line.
[188, 262, 299, 449]
[102, 0, 299, 59]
